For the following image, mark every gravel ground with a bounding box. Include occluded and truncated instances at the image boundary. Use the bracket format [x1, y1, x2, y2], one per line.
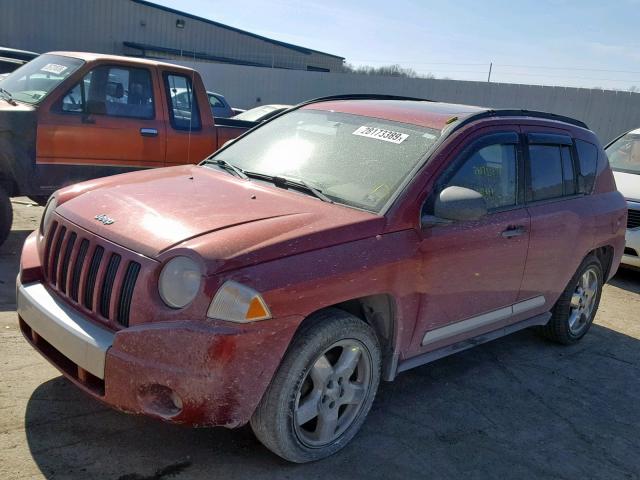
[1, 198, 639, 480]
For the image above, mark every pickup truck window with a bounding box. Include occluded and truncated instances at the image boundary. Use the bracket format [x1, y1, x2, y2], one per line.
[212, 109, 440, 212]
[165, 73, 201, 131]
[61, 65, 154, 119]
[0, 54, 83, 104]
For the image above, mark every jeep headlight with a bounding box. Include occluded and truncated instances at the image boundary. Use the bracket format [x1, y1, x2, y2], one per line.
[207, 280, 271, 322]
[40, 195, 57, 236]
[158, 256, 202, 308]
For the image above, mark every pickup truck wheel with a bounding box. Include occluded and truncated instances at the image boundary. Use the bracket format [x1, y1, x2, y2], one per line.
[250, 308, 381, 463]
[0, 187, 12, 247]
[540, 255, 603, 345]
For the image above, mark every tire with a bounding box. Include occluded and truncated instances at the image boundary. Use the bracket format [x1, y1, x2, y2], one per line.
[540, 254, 603, 345]
[250, 308, 381, 463]
[0, 187, 12, 247]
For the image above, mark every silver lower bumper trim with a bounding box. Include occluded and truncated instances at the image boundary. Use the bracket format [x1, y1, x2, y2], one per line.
[17, 282, 114, 379]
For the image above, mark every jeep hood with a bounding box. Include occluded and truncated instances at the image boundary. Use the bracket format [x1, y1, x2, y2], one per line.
[57, 165, 384, 271]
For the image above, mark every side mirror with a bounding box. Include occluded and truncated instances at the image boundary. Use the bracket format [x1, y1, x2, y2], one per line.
[423, 186, 487, 228]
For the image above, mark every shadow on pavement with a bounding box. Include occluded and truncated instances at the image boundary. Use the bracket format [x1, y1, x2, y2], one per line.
[0, 229, 30, 311]
[24, 324, 640, 479]
[608, 267, 640, 294]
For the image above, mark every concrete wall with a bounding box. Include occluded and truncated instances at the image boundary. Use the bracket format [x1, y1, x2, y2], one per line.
[176, 60, 640, 143]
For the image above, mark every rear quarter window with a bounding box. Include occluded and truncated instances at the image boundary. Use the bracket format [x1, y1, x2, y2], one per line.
[575, 139, 598, 194]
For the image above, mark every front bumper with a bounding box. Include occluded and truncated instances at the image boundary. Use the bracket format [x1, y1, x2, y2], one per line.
[622, 226, 640, 268]
[621, 201, 640, 268]
[17, 279, 302, 428]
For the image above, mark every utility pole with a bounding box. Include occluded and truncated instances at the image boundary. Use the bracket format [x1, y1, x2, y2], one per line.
[487, 62, 493, 82]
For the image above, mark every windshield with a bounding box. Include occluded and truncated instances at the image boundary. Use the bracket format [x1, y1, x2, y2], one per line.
[210, 108, 441, 212]
[606, 131, 640, 175]
[0, 54, 84, 104]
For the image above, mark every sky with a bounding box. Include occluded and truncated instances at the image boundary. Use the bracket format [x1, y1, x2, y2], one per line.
[153, 0, 640, 90]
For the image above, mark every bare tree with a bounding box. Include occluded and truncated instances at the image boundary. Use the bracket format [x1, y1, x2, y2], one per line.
[342, 63, 431, 79]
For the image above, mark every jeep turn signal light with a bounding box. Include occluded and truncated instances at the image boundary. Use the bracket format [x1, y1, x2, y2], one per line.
[207, 280, 272, 323]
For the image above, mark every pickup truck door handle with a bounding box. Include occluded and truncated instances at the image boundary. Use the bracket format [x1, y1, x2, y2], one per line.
[140, 128, 158, 137]
[501, 225, 526, 238]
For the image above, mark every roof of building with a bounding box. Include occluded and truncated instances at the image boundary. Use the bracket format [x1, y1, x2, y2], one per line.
[130, 0, 345, 60]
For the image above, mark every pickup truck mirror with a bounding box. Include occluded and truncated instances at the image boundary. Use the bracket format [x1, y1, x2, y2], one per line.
[425, 186, 487, 226]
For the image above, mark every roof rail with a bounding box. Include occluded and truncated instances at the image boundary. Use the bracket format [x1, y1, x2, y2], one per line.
[297, 93, 435, 106]
[481, 109, 589, 129]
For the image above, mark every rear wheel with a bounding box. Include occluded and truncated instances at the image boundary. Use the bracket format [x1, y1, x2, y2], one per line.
[0, 187, 12, 247]
[250, 309, 381, 463]
[540, 255, 603, 344]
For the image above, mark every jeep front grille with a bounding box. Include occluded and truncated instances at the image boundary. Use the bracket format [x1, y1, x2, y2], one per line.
[43, 220, 141, 328]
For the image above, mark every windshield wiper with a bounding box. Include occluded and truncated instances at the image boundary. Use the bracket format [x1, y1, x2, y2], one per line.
[243, 171, 333, 203]
[205, 159, 248, 179]
[0, 87, 17, 106]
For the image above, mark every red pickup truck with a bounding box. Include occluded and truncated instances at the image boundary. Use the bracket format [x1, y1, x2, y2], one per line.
[0, 51, 254, 245]
[17, 95, 626, 462]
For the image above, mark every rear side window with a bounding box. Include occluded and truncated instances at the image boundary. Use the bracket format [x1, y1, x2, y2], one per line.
[528, 142, 578, 201]
[575, 140, 598, 193]
[165, 73, 201, 131]
[445, 142, 518, 210]
[529, 145, 564, 201]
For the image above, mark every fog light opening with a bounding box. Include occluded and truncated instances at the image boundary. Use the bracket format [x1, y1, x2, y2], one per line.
[137, 384, 183, 419]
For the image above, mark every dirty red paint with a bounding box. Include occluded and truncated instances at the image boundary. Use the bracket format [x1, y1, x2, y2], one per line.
[19, 99, 627, 428]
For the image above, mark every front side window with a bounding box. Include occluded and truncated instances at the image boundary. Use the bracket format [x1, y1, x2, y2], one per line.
[208, 94, 224, 108]
[211, 108, 441, 212]
[166, 73, 201, 130]
[0, 54, 83, 104]
[60, 65, 154, 119]
[445, 142, 518, 210]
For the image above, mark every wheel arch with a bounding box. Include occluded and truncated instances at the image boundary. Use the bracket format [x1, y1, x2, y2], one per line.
[293, 294, 399, 382]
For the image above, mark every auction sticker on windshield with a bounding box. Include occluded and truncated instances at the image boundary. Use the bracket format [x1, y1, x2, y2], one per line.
[353, 126, 409, 144]
[40, 64, 68, 75]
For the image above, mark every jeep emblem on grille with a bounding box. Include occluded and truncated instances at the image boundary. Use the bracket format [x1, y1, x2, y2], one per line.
[95, 214, 115, 225]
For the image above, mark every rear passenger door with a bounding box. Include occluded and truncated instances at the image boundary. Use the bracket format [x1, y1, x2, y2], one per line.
[518, 127, 596, 310]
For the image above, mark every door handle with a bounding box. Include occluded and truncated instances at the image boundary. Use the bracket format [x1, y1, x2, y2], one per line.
[81, 114, 95, 124]
[501, 225, 526, 238]
[140, 128, 158, 137]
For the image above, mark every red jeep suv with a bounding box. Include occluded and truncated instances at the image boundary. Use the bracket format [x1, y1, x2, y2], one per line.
[17, 95, 627, 462]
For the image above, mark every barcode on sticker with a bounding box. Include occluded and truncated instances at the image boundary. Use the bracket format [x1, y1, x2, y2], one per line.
[353, 126, 409, 144]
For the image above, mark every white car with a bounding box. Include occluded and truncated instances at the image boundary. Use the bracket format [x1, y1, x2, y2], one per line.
[606, 128, 640, 269]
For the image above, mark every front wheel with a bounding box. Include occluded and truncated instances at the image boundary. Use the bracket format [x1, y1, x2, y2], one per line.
[250, 309, 381, 463]
[0, 187, 12, 247]
[540, 255, 603, 344]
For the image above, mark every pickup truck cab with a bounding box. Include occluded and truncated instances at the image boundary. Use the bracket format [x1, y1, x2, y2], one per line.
[0, 52, 253, 245]
[17, 96, 626, 462]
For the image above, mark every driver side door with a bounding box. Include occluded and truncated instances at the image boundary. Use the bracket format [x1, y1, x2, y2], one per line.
[411, 127, 532, 353]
